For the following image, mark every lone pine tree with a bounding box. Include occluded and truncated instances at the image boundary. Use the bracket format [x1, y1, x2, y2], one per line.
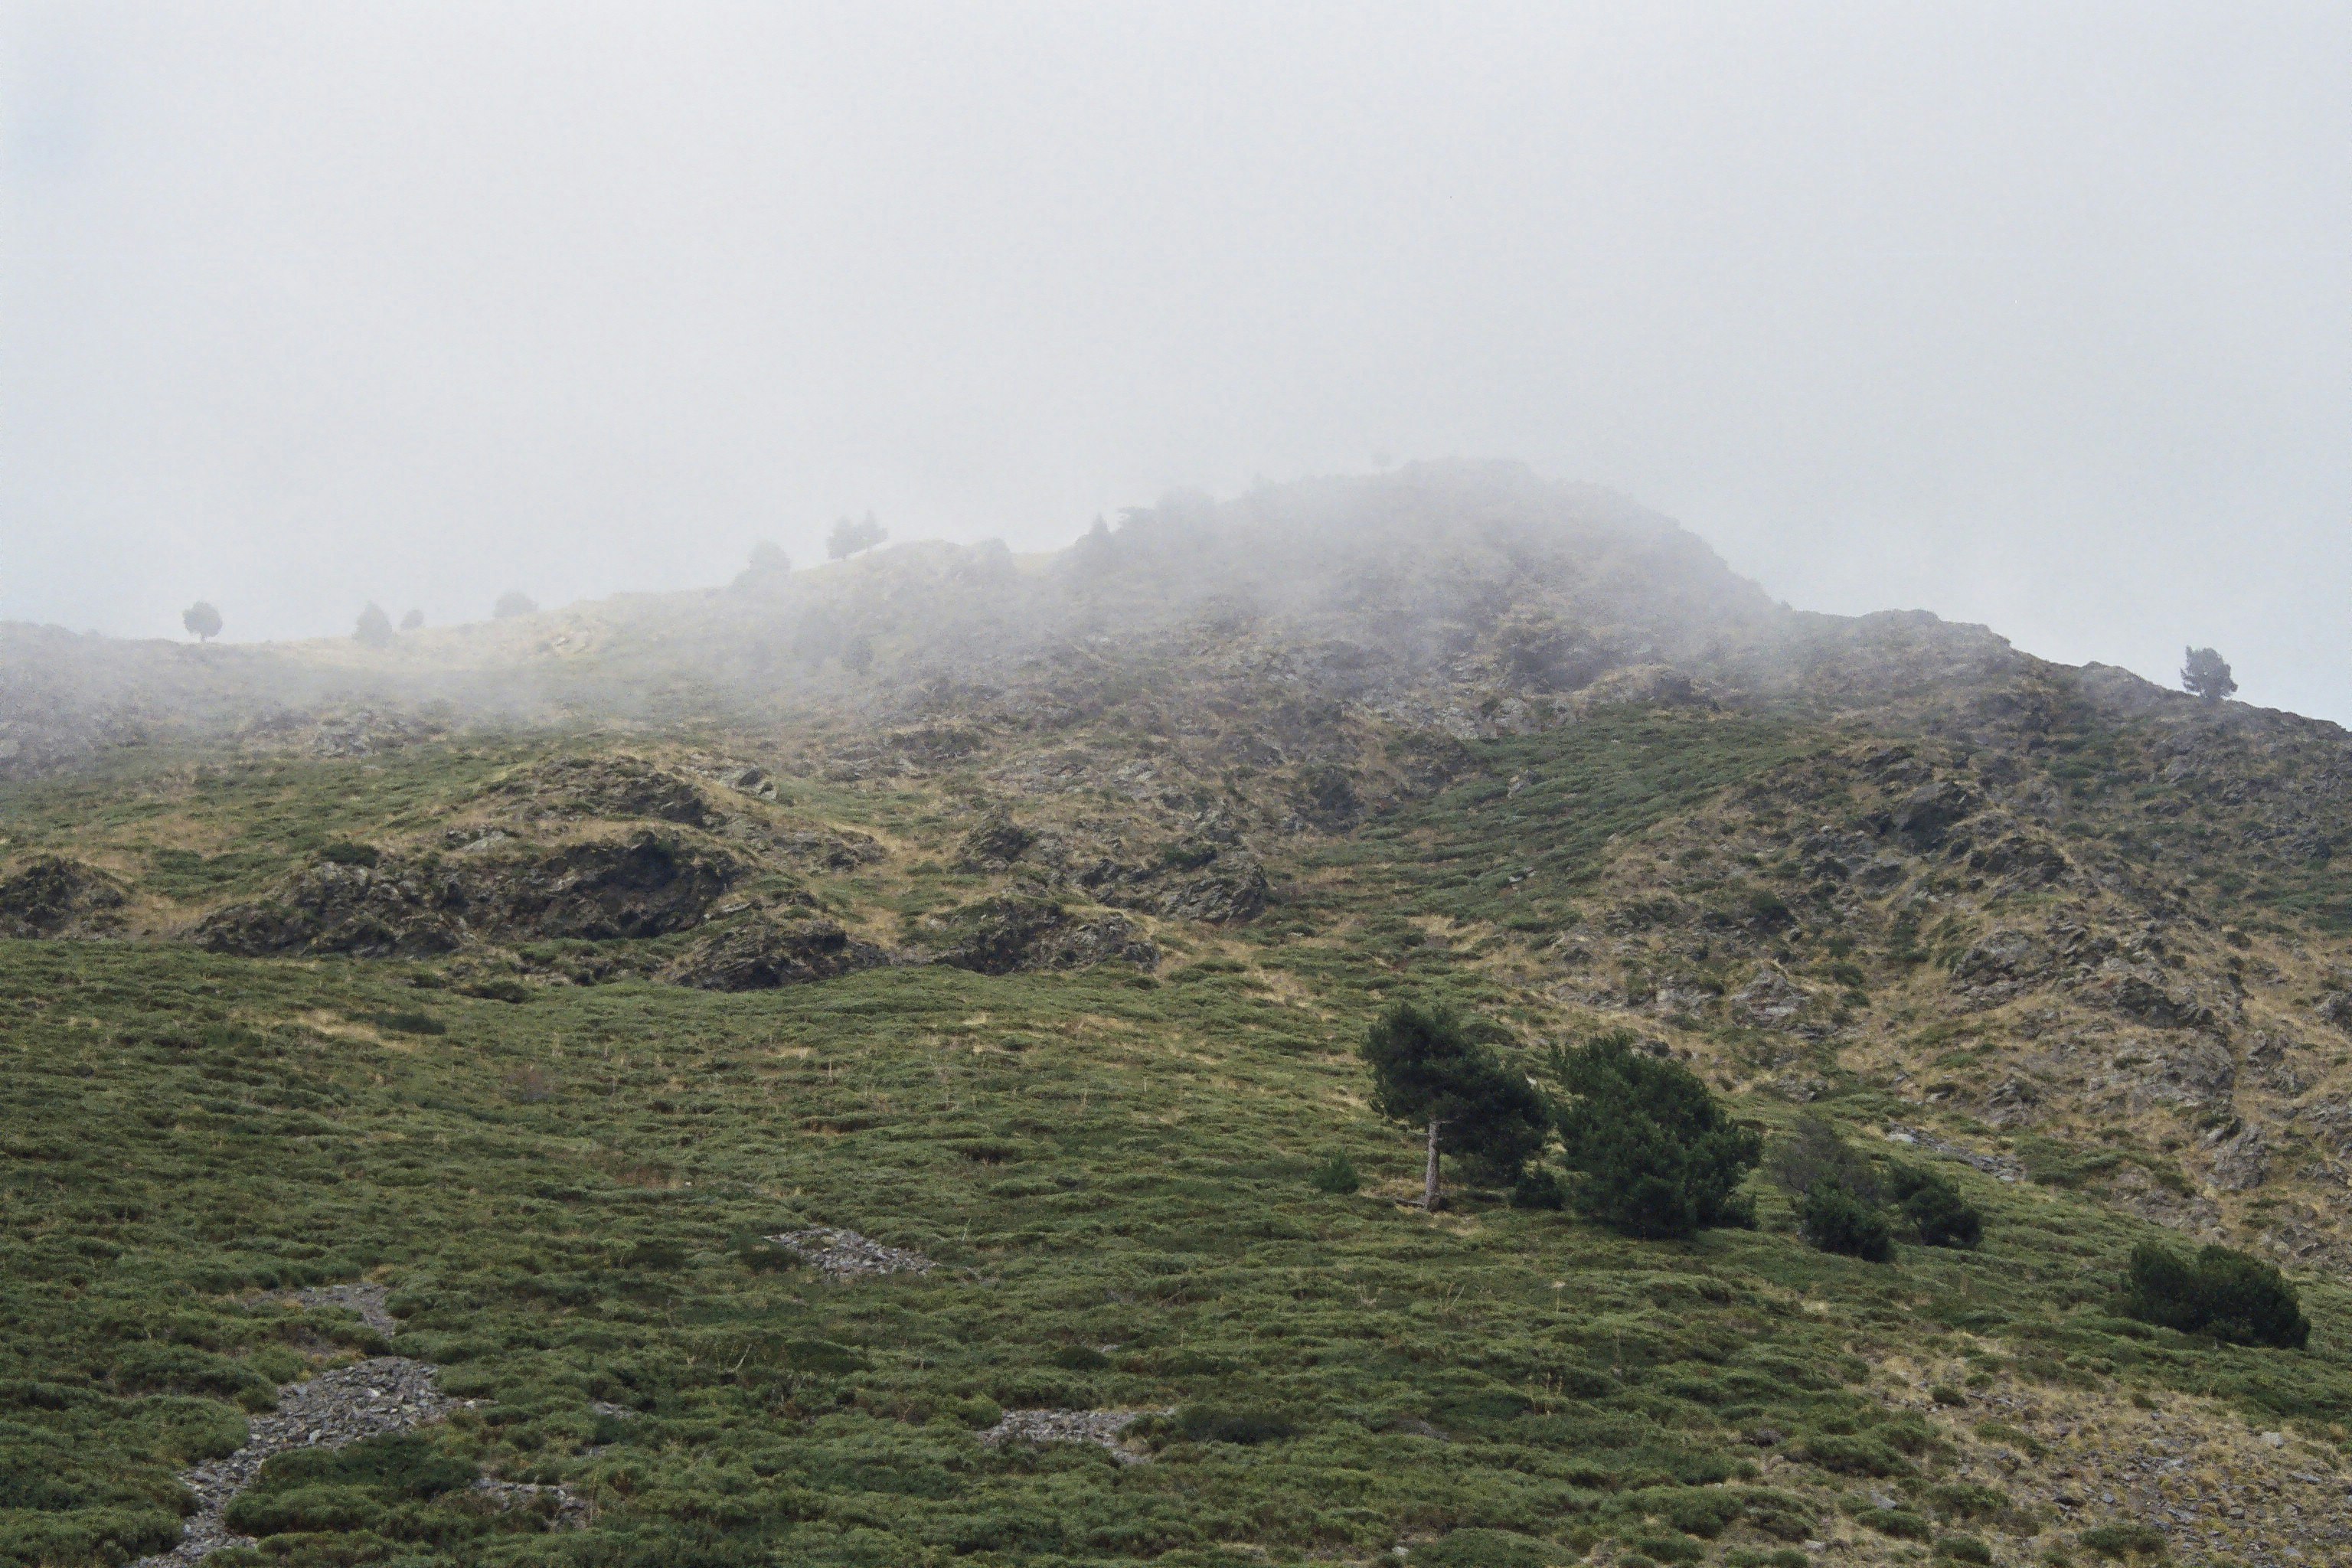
[1361, 1002, 1545, 1211]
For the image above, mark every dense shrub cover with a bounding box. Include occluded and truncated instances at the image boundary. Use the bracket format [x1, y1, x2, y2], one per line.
[2122, 1243, 2309, 1348]
[1797, 1183, 1894, 1263]
[1548, 1034, 1759, 1239]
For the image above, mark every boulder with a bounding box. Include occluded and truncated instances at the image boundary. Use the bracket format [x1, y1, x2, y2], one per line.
[666, 916, 886, 991]
[1147, 853, 1270, 923]
[0, 856, 129, 938]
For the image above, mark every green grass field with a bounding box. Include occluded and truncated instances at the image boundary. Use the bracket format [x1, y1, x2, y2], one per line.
[8, 924, 2350, 1566]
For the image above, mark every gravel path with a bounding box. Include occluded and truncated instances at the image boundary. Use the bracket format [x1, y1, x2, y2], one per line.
[768, 1225, 934, 1278]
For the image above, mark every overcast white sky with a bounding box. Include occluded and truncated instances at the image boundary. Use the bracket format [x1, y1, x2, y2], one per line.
[3, 3, 2347, 717]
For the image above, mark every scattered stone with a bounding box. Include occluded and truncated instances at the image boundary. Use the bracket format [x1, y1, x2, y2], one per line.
[1730, 964, 1814, 1031]
[980, 1407, 1161, 1462]
[472, 1475, 591, 1528]
[138, 1357, 455, 1566]
[1883, 1124, 2024, 1182]
[768, 1225, 934, 1279]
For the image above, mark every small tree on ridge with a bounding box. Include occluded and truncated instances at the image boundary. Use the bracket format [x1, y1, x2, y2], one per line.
[181, 602, 222, 642]
[2181, 646, 2237, 703]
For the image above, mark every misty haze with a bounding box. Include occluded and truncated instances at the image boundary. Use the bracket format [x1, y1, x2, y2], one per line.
[3, 8, 2350, 1568]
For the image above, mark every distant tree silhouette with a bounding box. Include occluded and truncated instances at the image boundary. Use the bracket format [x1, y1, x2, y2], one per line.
[494, 591, 538, 620]
[354, 603, 394, 648]
[400, 609, 424, 632]
[747, 541, 790, 575]
[826, 512, 887, 560]
[181, 602, 222, 642]
[2181, 646, 2237, 703]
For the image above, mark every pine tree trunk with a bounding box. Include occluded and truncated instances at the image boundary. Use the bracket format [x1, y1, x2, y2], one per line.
[1423, 1117, 1442, 1211]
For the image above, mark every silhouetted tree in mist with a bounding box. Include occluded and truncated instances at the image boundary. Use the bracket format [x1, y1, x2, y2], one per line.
[181, 602, 222, 642]
[826, 512, 887, 560]
[2182, 646, 2237, 703]
[494, 591, 538, 620]
[354, 603, 394, 648]
[400, 609, 424, 632]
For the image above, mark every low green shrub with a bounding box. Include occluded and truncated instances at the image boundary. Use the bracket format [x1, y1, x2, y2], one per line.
[1548, 1032, 1760, 1240]
[1935, 1536, 1994, 1564]
[1889, 1164, 1983, 1248]
[1508, 1165, 1567, 1210]
[2121, 1242, 2308, 1348]
[1410, 1527, 1573, 1567]
[1309, 1150, 1361, 1194]
[2077, 1521, 2169, 1559]
[1798, 1182, 1893, 1263]
[1170, 1404, 1295, 1445]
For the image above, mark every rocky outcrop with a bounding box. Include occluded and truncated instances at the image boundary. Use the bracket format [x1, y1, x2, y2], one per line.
[196, 832, 750, 958]
[953, 811, 1034, 871]
[485, 756, 717, 828]
[1730, 964, 1815, 1031]
[1892, 780, 1977, 849]
[920, 896, 1157, 975]
[665, 916, 886, 991]
[0, 856, 128, 938]
[1949, 928, 2053, 1006]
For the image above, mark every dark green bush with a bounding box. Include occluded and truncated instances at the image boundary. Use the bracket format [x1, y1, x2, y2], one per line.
[1308, 1150, 1361, 1194]
[1888, 1164, 1982, 1248]
[1171, 1404, 1294, 1445]
[363, 1010, 446, 1037]
[1361, 1003, 1550, 1204]
[1768, 1113, 1879, 1203]
[1547, 1033, 1760, 1240]
[1410, 1527, 1573, 1567]
[2077, 1521, 2168, 1559]
[316, 841, 381, 867]
[1934, 1536, 1994, 1564]
[1508, 1165, 1567, 1210]
[2121, 1242, 2308, 1348]
[1798, 1183, 1893, 1263]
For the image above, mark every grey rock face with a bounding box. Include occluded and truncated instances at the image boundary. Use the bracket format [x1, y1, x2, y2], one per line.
[1893, 780, 1977, 849]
